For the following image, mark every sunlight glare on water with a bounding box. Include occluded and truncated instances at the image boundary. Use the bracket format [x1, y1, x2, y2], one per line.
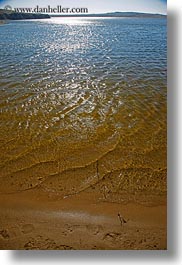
[0, 17, 167, 203]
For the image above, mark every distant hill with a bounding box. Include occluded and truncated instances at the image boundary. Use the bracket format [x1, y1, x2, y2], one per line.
[0, 9, 50, 20]
[51, 11, 166, 18]
[0, 10, 166, 20]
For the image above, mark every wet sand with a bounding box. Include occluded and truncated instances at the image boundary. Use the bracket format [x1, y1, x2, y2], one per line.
[0, 189, 167, 250]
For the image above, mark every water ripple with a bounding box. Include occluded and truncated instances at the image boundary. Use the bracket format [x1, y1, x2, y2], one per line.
[0, 18, 167, 201]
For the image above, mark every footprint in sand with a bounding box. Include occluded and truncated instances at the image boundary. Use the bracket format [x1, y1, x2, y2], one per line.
[21, 224, 34, 234]
[0, 229, 10, 239]
[24, 236, 74, 250]
[86, 225, 103, 235]
[64, 224, 73, 233]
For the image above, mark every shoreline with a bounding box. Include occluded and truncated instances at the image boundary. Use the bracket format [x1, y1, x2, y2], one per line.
[0, 190, 167, 250]
[0, 14, 167, 251]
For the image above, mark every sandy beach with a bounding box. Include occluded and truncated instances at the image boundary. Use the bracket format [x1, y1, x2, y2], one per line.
[0, 189, 167, 250]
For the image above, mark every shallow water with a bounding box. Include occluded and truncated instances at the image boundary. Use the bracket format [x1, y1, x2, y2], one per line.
[0, 17, 167, 202]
